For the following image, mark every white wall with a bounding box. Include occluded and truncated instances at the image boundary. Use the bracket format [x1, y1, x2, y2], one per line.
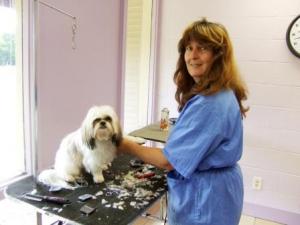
[154, 0, 300, 223]
[36, 0, 124, 171]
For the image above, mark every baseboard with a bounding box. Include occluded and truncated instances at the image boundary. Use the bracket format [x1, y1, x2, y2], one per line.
[243, 202, 300, 225]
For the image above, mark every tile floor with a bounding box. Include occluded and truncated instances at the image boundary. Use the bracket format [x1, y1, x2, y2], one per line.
[0, 198, 284, 225]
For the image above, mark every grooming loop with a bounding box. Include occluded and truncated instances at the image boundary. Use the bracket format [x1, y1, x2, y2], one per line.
[37, 0, 78, 50]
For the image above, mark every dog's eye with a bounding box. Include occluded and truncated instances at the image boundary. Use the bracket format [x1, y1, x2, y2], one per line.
[104, 116, 112, 122]
[93, 118, 101, 126]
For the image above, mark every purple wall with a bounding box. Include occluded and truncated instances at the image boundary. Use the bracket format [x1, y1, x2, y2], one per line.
[36, 0, 125, 171]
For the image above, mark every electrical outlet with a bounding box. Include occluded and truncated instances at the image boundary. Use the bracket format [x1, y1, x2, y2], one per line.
[252, 176, 263, 190]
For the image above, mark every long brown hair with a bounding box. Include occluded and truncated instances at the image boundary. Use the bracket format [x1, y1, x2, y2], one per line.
[174, 19, 249, 117]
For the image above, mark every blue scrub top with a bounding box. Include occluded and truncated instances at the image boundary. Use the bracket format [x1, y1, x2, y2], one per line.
[163, 90, 244, 225]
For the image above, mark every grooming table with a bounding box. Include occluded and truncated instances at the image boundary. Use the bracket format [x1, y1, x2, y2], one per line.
[5, 154, 167, 225]
[129, 122, 170, 143]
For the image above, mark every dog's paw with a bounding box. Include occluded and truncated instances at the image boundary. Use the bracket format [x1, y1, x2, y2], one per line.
[64, 174, 77, 183]
[93, 174, 104, 183]
[101, 164, 109, 171]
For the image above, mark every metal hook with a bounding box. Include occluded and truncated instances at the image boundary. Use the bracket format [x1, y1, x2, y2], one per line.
[72, 18, 77, 50]
[37, 0, 78, 50]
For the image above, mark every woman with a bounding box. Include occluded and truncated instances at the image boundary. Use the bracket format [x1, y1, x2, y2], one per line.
[118, 18, 248, 225]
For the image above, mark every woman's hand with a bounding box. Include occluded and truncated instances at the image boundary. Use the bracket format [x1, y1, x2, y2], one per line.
[117, 138, 173, 171]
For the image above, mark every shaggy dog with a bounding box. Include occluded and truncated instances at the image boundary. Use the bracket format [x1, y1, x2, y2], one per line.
[38, 105, 123, 189]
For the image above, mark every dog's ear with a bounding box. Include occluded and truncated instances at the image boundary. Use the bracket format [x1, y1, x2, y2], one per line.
[88, 138, 96, 149]
[81, 108, 96, 150]
[112, 132, 123, 146]
[82, 126, 96, 150]
[111, 116, 123, 146]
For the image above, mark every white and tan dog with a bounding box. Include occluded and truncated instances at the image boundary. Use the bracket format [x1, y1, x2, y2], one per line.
[38, 105, 123, 189]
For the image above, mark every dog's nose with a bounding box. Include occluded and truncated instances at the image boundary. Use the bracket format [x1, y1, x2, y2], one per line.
[100, 121, 106, 127]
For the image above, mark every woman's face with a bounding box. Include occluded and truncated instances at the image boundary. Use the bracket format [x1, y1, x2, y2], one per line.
[184, 40, 214, 83]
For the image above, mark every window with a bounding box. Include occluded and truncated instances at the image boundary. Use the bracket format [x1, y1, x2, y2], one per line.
[0, 0, 31, 185]
[123, 0, 154, 133]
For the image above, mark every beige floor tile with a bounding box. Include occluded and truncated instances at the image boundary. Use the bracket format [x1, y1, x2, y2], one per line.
[239, 214, 255, 225]
[132, 216, 149, 225]
[146, 200, 161, 216]
[134, 199, 167, 225]
[141, 196, 167, 219]
[133, 215, 166, 225]
[144, 220, 165, 225]
[255, 218, 284, 225]
[0, 198, 36, 225]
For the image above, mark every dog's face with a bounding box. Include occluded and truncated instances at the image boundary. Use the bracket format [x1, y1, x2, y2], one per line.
[81, 105, 122, 149]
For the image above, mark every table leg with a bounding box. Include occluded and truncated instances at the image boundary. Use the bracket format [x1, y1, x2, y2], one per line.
[36, 212, 42, 225]
[160, 193, 167, 222]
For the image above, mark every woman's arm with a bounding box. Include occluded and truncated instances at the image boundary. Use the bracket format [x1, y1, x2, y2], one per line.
[118, 138, 173, 171]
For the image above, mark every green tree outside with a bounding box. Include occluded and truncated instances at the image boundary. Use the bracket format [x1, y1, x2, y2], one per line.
[0, 33, 15, 65]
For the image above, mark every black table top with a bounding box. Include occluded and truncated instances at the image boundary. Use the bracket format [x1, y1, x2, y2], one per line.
[5, 154, 167, 225]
